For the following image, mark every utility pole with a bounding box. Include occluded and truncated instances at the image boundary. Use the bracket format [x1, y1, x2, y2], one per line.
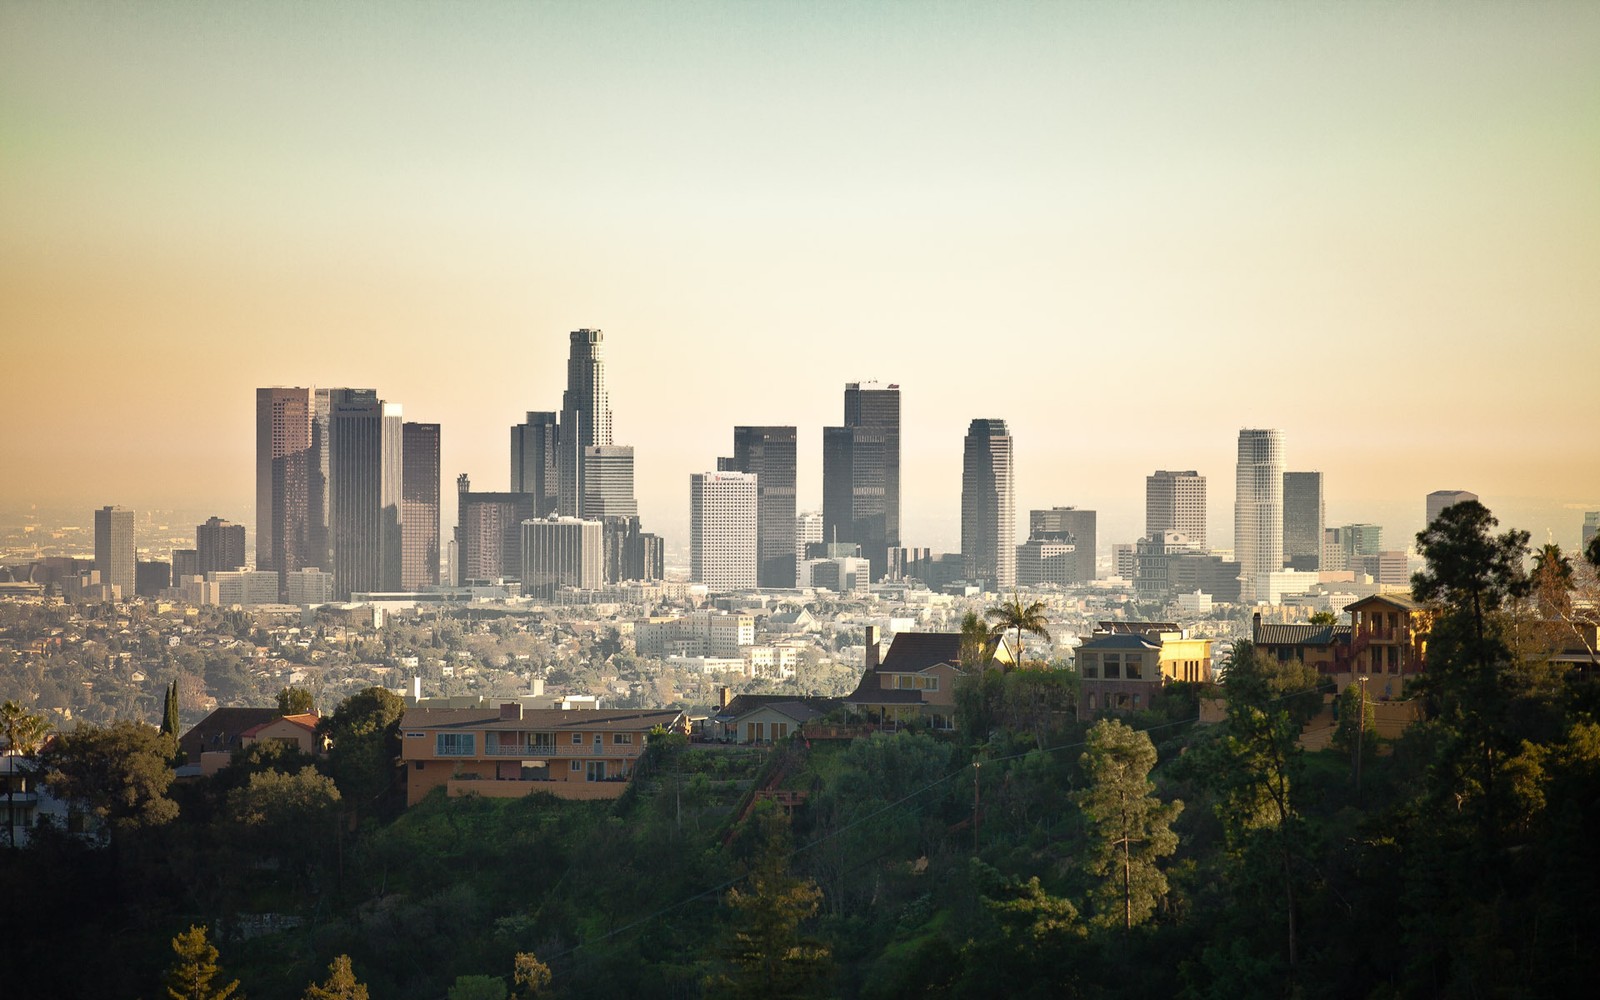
[972, 760, 981, 855]
[1355, 675, 1368, 799]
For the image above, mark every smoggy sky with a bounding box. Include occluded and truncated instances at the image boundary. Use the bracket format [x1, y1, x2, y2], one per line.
[3, 1, 1598, 555]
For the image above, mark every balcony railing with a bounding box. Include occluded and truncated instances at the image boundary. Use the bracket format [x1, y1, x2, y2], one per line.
[481, 742, 639, 758]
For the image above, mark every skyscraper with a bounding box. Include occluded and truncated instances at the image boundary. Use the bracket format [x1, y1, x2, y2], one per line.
[723, 426, 798, 588]
[454, 475, 536, 585]
[691, 471, 758, 592]
[1235, 428, 1284, 603]
[196, 516, 247, 577]
[580, 445, 639, 519]
[558, 329, 612, 516]
[521, 516, 604, 599]
[1426, 489, 1478, 526]
[1282, 471, 1325, 571]
[1146, 470, 1207, 549]
[961, 418, 1015, 589]
[401, 422, 441, 590]
[94, 505, 135, 599]
[822, 381, 900, 580]
[328, 389, 403, 598]
[1584, 511, 1599, 551]
[510, 410, 560, 517]
[1029, 507, 1097, 583]
[255, 387, 314, 589]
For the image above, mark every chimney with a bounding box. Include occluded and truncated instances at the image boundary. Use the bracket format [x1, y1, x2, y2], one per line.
[864, 625, 881, 671]
[499, 702, 522, 721]
[719, 686, 732, 710]
[1252, 612, 1261, 640]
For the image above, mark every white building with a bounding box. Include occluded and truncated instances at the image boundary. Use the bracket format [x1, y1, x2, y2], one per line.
[284, 568, 334, 605]
[691, 471, 757, 592]
[207, 570, 281, 607]
[794, 510, 824, 583]
[1235, 428, 1284, 603]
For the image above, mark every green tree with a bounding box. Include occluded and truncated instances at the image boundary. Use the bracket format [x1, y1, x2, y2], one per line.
[1187, 641, 1322, 975]
[716, 810, 831, 998]
[958, 610, 992, 670]
[39, 719, 178, 836]
[1, 699, 50, 847]
[161, 680, 181, 741]
[1307, 610, 1338, 626]
[277, 686, 316, 716]
[1411, 500, 1535, 839]
[447, 975, 507, 1000]
[985, 594, 1050, 669]
[224, 769, 341, 888]
[163, 924, 241, 1000]
[318, 686, 405, 815]
[303, 955, 368, 1000]
[1074, 719, 1182, 929]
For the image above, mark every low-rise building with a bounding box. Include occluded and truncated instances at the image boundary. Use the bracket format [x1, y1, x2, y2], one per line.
[1077, 624, 1212, 717]
[398, 704, 685, 805]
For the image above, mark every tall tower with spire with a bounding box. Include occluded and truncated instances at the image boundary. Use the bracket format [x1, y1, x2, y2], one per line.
[558, 329, 612, 516]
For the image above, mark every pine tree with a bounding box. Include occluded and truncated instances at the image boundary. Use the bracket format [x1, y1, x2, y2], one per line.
[163, 925, 241, 1000]
[303, 955, 368, 1000]
[716, 810, 831, 998]
[1074, 719, 1182, 929]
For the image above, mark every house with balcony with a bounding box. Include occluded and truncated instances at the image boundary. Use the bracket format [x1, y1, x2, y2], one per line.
[1345, 594, 1432, 700]
[399, 704, 686, 805]
[1076, 624, 1213, 717]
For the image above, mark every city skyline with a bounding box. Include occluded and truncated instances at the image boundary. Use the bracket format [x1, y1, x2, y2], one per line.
[3, 3, 1598, 556]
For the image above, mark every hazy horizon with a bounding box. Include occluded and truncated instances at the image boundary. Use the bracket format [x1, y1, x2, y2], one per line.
[5, 2, 1597, 559]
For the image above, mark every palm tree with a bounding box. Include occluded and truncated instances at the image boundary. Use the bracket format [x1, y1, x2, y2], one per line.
[1, 700, 51, 848]
[985, 594, 1051, 670]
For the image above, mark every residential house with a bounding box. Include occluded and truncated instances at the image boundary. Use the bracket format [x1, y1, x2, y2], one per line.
[1346, 594, 1433, 700]
[239, 713, 324, 756]
[1077, 624, 1213, 717]
[179, 707, 280, 776]
[842, 627, 979, 732]
[705, 693, 842, 743]
[399, 704, 686, 805]
[1251, 612, 1353, 680]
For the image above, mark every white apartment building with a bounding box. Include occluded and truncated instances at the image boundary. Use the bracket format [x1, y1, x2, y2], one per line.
[691, 471, 757, 592]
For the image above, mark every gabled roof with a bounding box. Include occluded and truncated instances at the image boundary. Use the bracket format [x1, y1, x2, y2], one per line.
[1345, 593, 1425, 613]
[879, 631, 965, 672]
[240, 713, 320, 739]
[721, 699, 837, 725]
[1254, 624, 1352, 647]
[179, 707, 279, 760]
[714, 693, 841, 722]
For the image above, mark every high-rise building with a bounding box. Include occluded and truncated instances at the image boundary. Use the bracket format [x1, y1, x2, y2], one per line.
[171, 549, 199, 586]
[401, 422, 441, 590]
[1016, 537, 1077, 587]
[1584, 512, 1600, 551]
[558, 329, 612, 516]
[1282, 472, 1325, 571]
[454, 475, 536, 585]
[510, 411, 560, 517]
[328, 389, 403, 598]
[580, 445, 639, 520]
[1324, 522, 1382, 573]
[1426, 490, 1478, 527]
[93, 505, 135, 599]
[309, 388, 333, 571]
[521, 516, 604, 599]
[255, 387, 315, 590]
[135, 560, 170, 598]
[722, 426, 798, 589]
[961, 418, 1015, 589]
[822, 381, 900, 580]
[195, 516, 247, 577]
[1029, 507, 1097, 583]
[601, 515, 665, 583]
[1146, 471, 1207, 549]
[795, 511, 823, 583]
[1235, 428, 1284, 603]
[691, 471, 758, 592]
[1134, 530, 1202, 604]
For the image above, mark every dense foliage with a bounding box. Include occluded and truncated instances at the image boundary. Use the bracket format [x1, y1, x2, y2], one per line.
[2, 507, 1596, 997]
